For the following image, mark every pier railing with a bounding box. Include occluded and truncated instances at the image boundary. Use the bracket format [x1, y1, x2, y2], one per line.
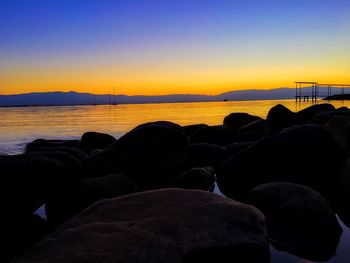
[295, 82, 350, 102]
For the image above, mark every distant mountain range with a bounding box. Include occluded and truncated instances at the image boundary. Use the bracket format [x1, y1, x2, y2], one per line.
[1, 87, 349, 107]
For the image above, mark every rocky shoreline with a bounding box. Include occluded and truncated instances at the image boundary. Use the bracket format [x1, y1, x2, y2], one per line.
[2, 103, 350, 262]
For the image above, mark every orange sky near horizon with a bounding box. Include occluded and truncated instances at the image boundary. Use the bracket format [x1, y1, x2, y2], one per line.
[1, 62, 350, 95]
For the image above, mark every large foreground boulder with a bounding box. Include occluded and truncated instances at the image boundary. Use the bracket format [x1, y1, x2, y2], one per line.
[14, 189, 270, 263]
[45, 174, 136, 227]
[245, 183, 342, 261]
[2, 214, 49, 262]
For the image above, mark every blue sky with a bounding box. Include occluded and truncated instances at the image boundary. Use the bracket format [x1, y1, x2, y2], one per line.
[1, 0, 350, 95]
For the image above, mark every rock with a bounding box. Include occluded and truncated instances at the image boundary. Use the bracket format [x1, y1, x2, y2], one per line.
[80, 132, 116, 154]
[25, 139, 80, 153]
[2, 214, 49, 262]
[29, 150, 83, 180]
[236, 119, 266, 142]
[217, 136, 285, 200]
[0, 154, 64, 216]
[15, 223, 181, 263]
[296, 103, 335, 123]
[334, 157, 350, 228]
[136, 120, 185, 134]
[112, 121, 190, 189]
[308, 112, 334, 125]
[217, 124, 347, 201]
[189, 125, 236, 146]
[189, 143, 228, 168]
[224, 141, 253, 157]
[245, 182, 342, 261]
[223, 112, 262, 130]
[265, 104, 298, 134]
[324, 115, 350, 149]
[167, 167, 215, 191]
[183, 124, 208, 137]
[82, 147, 130, 179]
[14, 189, 270, 263]
[45, 174, 136, 226]
[27, 146, 88, 162]
[310, 110, 350, 126]
[337, 106, 349, 111]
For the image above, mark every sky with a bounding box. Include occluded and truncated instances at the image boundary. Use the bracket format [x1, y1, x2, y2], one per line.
[1, 0, 350, 95]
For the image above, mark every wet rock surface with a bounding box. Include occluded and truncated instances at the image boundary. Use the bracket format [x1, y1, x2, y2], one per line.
[13, 189, 270, 263]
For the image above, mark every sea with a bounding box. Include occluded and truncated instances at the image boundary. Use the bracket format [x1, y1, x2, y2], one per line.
[0, 99, 349, 262]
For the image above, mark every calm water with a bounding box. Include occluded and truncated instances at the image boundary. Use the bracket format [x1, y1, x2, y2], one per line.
[1, 99, 349, 262]
[1, 99, 349, 155]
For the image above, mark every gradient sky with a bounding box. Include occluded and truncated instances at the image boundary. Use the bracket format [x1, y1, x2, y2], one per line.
[1, 0, 350, 95]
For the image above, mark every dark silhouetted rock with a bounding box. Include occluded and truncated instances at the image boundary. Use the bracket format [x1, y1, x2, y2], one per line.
[14, 189, 269, 263]
[337, 106, 349, 111]
[29, 150, 83, 179]
[112, 121, 190, 189]
[27, 146, 88, 163]
[223, 112, 262, 130]
[80, 132, 116, 154]
[2, 214, 49, 262]
[189, 125, 236, 146]
[189, 143, 228, 168]
[217, 124, 347, 200]
[245, 183, 342, 261]
[236, 119, 266, 142]
[224, 142, 253, 158]
[136, 120, 185, 134]
[308, 112, 334, 125]
[265, 104, 298, 134]
[183, 124, 208, 137]
[167, 167, 215, 191]
[324, 115, 350, 149]
[25, 139, 80, 153]
[0, 154, 65, 216]
[82, 147, 130, 179]
[297, 103, 335, 123]
[334, 157, 350, 228]
[45, 174, 136, 226]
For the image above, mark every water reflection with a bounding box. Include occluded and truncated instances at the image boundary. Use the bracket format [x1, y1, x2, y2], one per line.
[1, 99, 349, 155]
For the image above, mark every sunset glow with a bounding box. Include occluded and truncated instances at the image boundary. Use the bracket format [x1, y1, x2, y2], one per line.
[1, 0, 350, 95]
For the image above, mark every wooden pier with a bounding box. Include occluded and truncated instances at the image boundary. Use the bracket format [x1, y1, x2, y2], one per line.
[295, 81, 350, 102]
[295, 82, 318, 102]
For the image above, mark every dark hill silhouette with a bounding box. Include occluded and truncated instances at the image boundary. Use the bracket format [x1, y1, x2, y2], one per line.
[1, 87, 349, 107]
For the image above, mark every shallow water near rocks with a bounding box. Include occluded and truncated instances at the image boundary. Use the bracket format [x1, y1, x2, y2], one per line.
[2, 99, 350, 262]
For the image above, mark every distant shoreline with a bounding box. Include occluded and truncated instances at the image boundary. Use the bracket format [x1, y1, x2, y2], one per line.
[0, 98, 298, 108]
[323, 94, 350, 101]
[1, 88, 347, 108]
